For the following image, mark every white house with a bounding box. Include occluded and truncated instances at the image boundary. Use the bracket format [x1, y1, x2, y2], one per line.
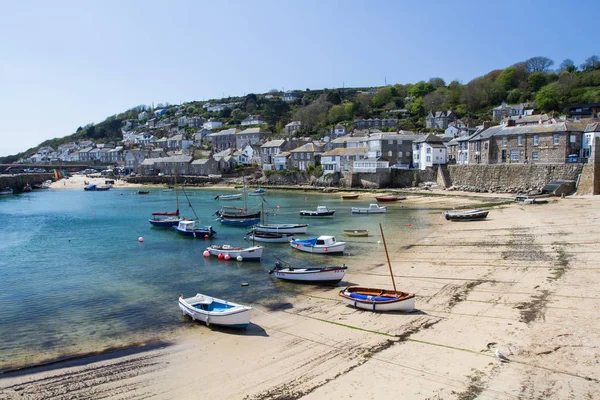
[333, 125, 347, 137]
[285, 121, 302, 135]
[138, 111, 148, 120]
[412, 134, 447, 170]
[353, 157, 390, 173]
[321, 147, 368, 175]
[241, 115, 266, 126]
[203, 119, 223, 130]
[583, 122, 600, 159]
[282, 91, 299, 102]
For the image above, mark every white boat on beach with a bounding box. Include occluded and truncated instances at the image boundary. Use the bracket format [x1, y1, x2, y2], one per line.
[206, 244, 264, 261]
[290, 235, 346, 254]
[339, 287, 415, 312]
[269, 260, 347, 284]
[253, 223, 309, 234]
[178, 293, 252, 329]
[351, 204, 387, 214]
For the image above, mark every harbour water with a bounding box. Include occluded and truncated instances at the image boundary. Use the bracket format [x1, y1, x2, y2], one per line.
[0, 187, 434, 372]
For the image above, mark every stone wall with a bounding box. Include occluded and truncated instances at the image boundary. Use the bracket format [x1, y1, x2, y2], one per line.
[577, 137, 600, 195]
[447, 164, 584, 193]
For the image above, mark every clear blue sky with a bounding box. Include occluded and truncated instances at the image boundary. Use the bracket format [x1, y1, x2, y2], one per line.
[0, 0, 597, 157]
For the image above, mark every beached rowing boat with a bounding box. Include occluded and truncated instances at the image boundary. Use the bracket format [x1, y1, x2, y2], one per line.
[178, 293, 251, 329]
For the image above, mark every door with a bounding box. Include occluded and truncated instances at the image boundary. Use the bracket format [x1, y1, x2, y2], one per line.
[501, 150, 507, 163]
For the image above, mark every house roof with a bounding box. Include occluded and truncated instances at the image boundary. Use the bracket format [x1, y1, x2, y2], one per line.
[585, 122, 600, 132]
[237, 127, 268, 135]
[209, 128, 240, 137]
[413, 133, 445, 144]
[357, 157, 389, 162]
[322, 147, 369, 156]
[191, 158, 213, 165]
[474, 122, 586, 141]
[261, 139, 286, 148]
[290, 143, 323, 153]
[285, 121, 302, 127]
[275, 151, 291, 158]
[331, 135, 364, 144]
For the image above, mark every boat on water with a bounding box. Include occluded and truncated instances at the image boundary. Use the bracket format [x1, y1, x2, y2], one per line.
[84, 184, 111, 191]
[216, 206, 261, 219]
[206, 244, 264, 261]
[219, 216, 260, 226]
[290, 235, 346, 254]
[138, 190, 150, 195]
[339, 287, 415, 312]
[248, 188, 266, 196]
[246, 229, 294, 243]
[178, 293, 251, 329]
[375, 195, 406, 202]
[0, 187, 13, 196]
[149, 175, 191, 228]
[215, 193, 242, 200]
[253, 223, 309, 234]
[33, 180, 52, 189]
[269, 260, 348, 284]
[338, 223, 415, 312]
[343, 229, 369, 237]
[22, 183, 32, 192]
[173, 220, 216, 238]
[300, 205, 335, 217]
[444, 209, 489, 221]
[351, 204, 387, 214]
[341, 194, 359, 199]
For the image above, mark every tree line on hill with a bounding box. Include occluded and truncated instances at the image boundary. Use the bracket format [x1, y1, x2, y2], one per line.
[2, 55, 599, 164]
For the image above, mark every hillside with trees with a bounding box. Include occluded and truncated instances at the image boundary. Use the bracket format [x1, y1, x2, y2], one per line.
[2, 55, 599, 164]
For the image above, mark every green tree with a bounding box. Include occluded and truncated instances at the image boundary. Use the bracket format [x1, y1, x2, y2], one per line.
[528, 72, 547, 92]
[580, 55, 600, 72]
[422, 90, 446, 111]
[327, 105, 347, 124]
[429, 77, 446, 88]
[525, 56, 554, 73]
[372, 86, 396, 108]
[535, 83, 560, 111]
[325, 90, 342, 105]
[558, 58, 576, 73]
[408, 81, 435, 98]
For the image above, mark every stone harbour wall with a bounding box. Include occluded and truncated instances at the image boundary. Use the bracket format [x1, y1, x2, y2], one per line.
[446, 164, 584, 193]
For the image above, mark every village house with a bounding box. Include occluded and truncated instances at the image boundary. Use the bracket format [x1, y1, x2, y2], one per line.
[154, 109, 167, 117]
[273, 152, 292, 170]
[167, 134, 193, 150]
[260, 139, 297, 170]
[468, 120, 585, 165]
[206, 128, 240, 152]
[492, 101, 534, 122]
[332, 125, 347, 137]
[138, 111, 148, 120]
[203, 119, 223, 130]
[321, 147, 368, 175]
[139, 155, 192, 176]
[353, 157, 391, 173]
[289, 142, 325, 171]
[216, 155, 237, 173]
[235, 127, 270, 149]
[568, 103, 600, 119]
[412, 134, 448, 170]
[178, 116, 205, 128]
[502, 114, 557, 126]
[426, 110, 457, 129]
[193, 129, 213, 145]
[190, 158, 218, 176]
[241, 115, 266, 126]
[282, 91, 299, 102]
[583, 122, 600, 160]
[353, 118, 398, 129]
[285, 121, 302, 135]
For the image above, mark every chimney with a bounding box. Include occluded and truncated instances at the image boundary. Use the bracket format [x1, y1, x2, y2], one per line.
[506, 119, 516, 127]
[483, 121, 491, 130]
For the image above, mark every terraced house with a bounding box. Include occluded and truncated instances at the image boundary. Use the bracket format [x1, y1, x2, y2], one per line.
[468, 120, 585, 164]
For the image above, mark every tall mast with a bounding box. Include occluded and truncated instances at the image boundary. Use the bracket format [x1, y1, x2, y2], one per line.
[379, 223, 397, 292]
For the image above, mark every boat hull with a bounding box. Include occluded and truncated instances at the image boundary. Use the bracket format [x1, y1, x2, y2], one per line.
[178, 294, 251, 329]
[217, 194, 242, 200]
[219, 217, 260, 226]
[299, 211, 335, 217]
[271, 266, 347, 284]
[341, 194, 359, 199]
[375, 196, 406, 202]
[444, 210, 489, 221]
[207, 245, 263, 260]
[173, 225, 216, 237]
[253, 224, 308, 234]
[351, 207, 386, 214]
[339, 287, 415, 312]
[343, 230, 369, 237]
[149, 217, 188, 228]
[247, 233, 294, 243]
[290, 241, 346, 254]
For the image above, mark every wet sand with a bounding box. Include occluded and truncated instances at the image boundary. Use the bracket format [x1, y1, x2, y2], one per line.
[1, 192, 599, 399]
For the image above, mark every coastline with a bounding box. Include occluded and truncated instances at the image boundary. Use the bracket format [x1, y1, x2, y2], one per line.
[2, 191, 598, 399]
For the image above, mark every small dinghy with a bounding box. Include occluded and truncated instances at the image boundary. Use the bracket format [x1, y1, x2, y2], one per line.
[444, 209, 489, 221]
[351, 204, 387, 214]
[246, 230, 294, 243]
[219, 217, 260, 226]
[375, 195, 406, 202]
[269, 260, 347, 284]
[173, 220, 216, 238]
[215, 193, 242, 200]
[248, 188, 266, 196]
[300, 205, 335, 217]
[206, 244, 264, 261]
[178, 293, 251, 329]
[339, 287, 415, 312]
[290, 235, 346, 254]
[343, 229, 369, 237]
[341, 194, 359, 199]
[253, 223, 309, 234]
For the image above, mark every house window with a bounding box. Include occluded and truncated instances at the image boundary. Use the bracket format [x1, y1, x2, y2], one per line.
[502, 137, 507, 147]
[533, 134, 539, 145]
[570, 134, 576, 143]
[517, 136, 522, 146]
[553, 134, 559, 145]
[426, 148, 431, 154]
[388, 151, 393, 157]
[388, 140, 393, 145]
[294, 153, 298, 159]
[510, 149, 519, 162]
[532, 151, 539, 161]
[484, 142, 488, 150]
[300, 153, 304, 159]
[426, 155, 431, 162]
[307, 153, 311, 159]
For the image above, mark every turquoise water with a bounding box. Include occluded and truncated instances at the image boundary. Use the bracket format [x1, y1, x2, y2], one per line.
[0, 188, 432, 371]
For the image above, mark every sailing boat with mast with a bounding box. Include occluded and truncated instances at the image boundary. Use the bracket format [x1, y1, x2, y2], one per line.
[338, 223, 415, 312]
[217, 173, 260, 226]
[246, 199, 295, 242]
[253, 197, 309, 234]
[149, 173, 190, 228]
[173, 185, 216, 238]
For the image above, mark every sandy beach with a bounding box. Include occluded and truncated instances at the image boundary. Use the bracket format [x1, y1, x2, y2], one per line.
[1, 189, 598, 399]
